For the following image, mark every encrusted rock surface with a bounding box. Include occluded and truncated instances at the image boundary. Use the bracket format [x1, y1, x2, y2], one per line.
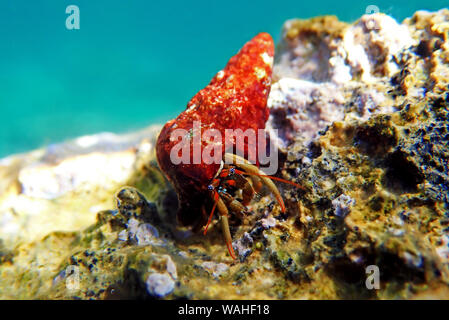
[1, 10, 449, 299]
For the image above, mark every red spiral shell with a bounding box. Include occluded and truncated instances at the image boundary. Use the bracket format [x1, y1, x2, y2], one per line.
[156, 33, 274, 225]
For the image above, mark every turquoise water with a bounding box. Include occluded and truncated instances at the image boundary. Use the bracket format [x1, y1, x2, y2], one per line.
[0, 0, 446, 158]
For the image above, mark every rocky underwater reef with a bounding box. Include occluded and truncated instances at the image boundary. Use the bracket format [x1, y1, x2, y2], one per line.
[1, 10, 449, 299]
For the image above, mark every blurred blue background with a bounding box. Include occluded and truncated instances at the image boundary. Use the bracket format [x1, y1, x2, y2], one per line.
[0, 0, 446, 157]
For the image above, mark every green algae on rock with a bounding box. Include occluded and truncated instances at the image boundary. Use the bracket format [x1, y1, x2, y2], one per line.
[1, 9, 449, 300]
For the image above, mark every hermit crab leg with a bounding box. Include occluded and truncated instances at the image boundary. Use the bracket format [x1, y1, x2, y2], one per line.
[229, 171, 255, 206]
[215, 195, 237, 259]
[221, 215, 236, 260]
[241, 180, 255, 206]
[224, 153, 286, 212]
[203, 190, 219, 235]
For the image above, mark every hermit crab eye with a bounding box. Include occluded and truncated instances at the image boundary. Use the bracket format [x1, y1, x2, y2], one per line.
[207, 185, 214, 191]
[229, 167, 235, 175]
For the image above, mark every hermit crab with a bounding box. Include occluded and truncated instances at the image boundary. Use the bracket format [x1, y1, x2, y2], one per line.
[156, 33, 300, 259]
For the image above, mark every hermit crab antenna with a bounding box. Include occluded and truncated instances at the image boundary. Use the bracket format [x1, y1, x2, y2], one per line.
[234, 169, 305, 190]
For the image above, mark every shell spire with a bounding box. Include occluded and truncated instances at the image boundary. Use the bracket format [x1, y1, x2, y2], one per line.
[186, 32, 275, 133]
